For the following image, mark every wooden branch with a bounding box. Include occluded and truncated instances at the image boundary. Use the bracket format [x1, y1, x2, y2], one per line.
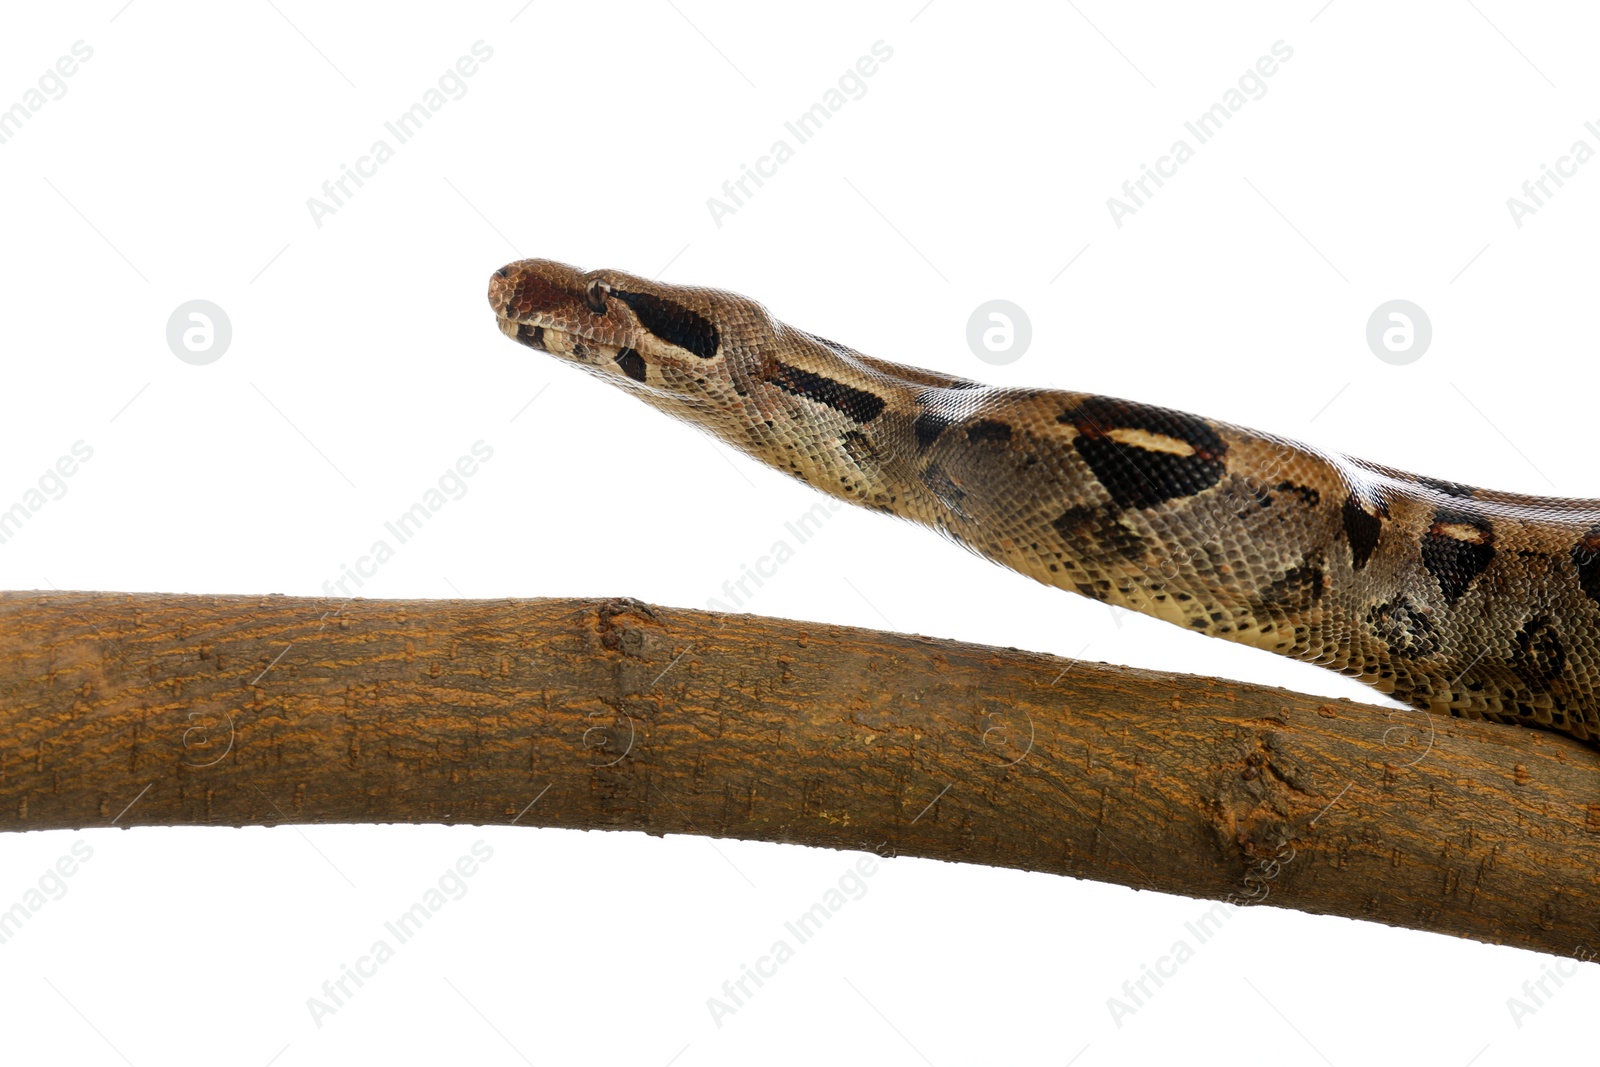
[2, 591, 1597, 957]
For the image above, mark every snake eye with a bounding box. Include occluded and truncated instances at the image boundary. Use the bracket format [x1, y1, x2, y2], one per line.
[585, 280, 610, 314]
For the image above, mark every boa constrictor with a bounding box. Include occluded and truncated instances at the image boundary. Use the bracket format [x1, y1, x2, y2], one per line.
[488, 259, 1600, 749]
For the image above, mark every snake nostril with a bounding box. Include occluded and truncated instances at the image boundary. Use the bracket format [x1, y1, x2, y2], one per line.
[493, 265, 512, 279]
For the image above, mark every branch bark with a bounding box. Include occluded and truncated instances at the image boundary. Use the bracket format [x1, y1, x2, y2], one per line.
[2, 591, 1597, 957]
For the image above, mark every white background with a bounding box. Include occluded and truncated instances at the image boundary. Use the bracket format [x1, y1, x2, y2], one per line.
[1, 2, 1596, 1064]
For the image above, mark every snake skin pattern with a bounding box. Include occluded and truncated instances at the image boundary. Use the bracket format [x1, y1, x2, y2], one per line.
[488, 259, 1600, 747]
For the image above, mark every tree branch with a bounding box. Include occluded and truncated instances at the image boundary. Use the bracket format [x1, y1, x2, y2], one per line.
[2, 591, 1597, 957]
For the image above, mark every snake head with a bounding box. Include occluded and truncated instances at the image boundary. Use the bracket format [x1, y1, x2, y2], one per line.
[489, 258, 921, 506]
[489, 259, 760, 409]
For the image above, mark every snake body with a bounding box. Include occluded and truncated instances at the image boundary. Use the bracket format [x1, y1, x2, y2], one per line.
[489, 259, 1600, 747]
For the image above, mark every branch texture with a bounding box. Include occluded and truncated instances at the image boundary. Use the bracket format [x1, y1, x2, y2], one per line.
[2, 592, 1597, 956]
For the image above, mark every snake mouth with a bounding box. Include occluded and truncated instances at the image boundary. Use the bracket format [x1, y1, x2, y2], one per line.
[493, 313, 622, 368]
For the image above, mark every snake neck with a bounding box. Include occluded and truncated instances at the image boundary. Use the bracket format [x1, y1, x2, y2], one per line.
[716, 325, 1003, 526]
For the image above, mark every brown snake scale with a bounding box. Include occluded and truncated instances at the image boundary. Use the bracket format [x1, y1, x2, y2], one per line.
[489, 259, 1600, 749]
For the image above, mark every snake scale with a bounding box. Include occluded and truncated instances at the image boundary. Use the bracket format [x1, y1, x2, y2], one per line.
[489, 259, 1600, 749]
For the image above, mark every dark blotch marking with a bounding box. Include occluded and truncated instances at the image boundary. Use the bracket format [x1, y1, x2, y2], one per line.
[1573, 526, 1600, 606]
[1513, 616, 1567, 685]
[1056, 396, 1227, 510]
[1257, 553, 1326, 614]
[515, 324, 546, 351]
[1236, 484, 1273, 519]
[1052, 503, 1146, 562]
[1340, 492, 1386, 571]
[1365, 596, 1441, 659]
[967, 420, 1013, 445]
[611, 289, 721, 359]
[614, 347, 646, 382]
[765, 361, 886, 423]
[1273, 480, 1322, 508]
[1416, 476, 1475, 498]
[913, 410, 953, 451]
[1420, 508, 1496, 604]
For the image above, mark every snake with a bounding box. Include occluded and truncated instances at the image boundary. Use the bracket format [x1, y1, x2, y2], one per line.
[488, 259, 1600, 749]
